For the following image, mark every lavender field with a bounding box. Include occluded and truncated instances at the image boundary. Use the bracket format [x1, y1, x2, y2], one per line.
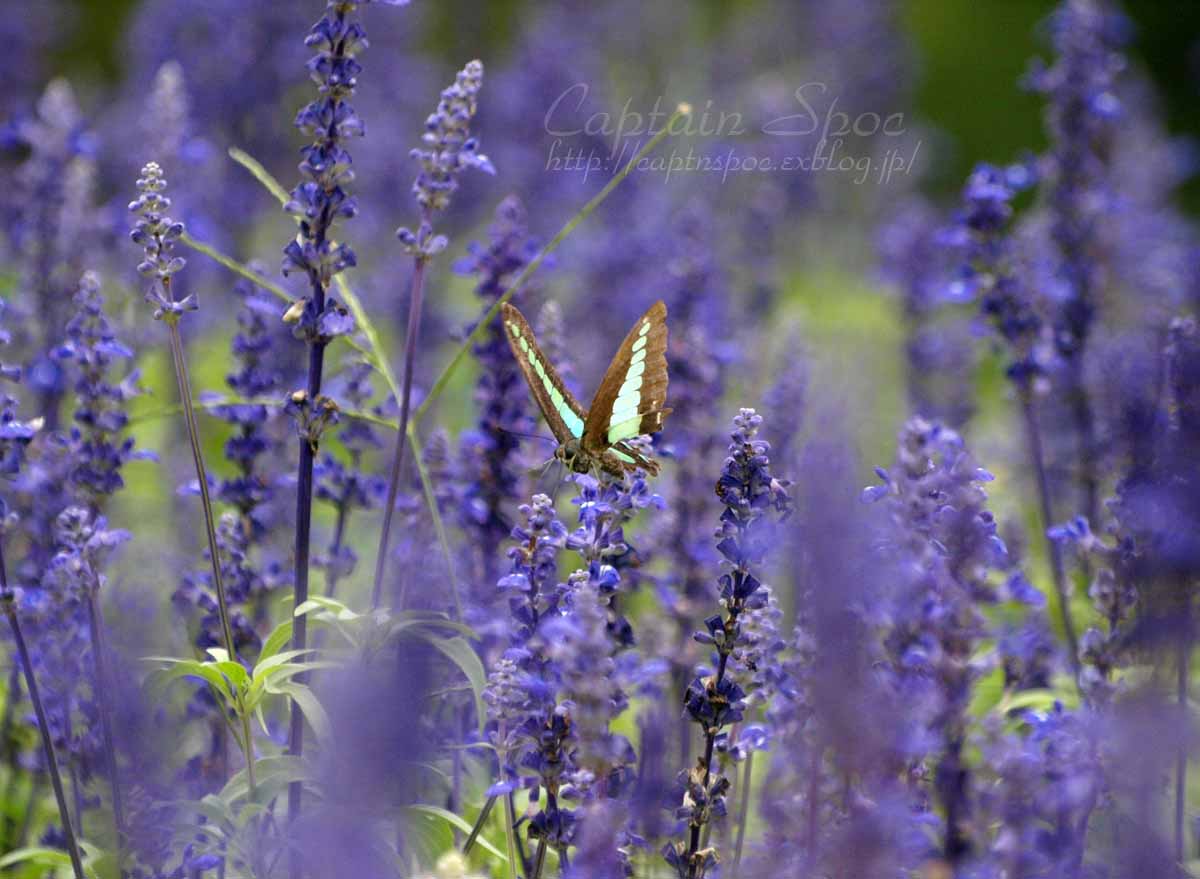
[1, 1, 1199, 877]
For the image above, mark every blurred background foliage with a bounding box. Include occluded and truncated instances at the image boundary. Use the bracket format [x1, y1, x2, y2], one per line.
[51, 0, 1200, 208]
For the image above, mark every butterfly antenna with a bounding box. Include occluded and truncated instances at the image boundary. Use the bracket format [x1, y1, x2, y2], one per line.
[496, 426, 559, 445]
[547, 460, 569, 507]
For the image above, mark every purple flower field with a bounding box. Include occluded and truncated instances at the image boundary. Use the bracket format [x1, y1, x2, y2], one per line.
[1, 1, 1199, 877]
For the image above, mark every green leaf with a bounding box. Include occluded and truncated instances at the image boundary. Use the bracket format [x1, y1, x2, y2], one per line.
[417, 634, 486, 735]
[390, 616, 477, 642]
[968, 665, 1004, 717]
[228, 146, 290, 206]
[295, 596, 361, 621]
[0, 847, 72, 870]
[218, 755, 308, 805]
[405, 805, 510, 866]
[143, 658, 233, 704]
[274, 682, 333, 746]
[254, 648, 317, 678]
[214, 659, 250, 692]
[999, 689, 1061, 715]
[259, 620, 295, 664]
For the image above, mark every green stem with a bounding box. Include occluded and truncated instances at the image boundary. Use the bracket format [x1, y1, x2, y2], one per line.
[1, 544, 85, 879]
[398, 426, 461, 617]
[165, 317, 238, 660]
[1017, 388, 1081, 682]
[162, 313, 259, 798]
[499, 743, 519, 879]
[371, 244, 430, 610]
[461, 794, 497, 855]
[731, 750, 754, 879]
[83, 578, 126, 867]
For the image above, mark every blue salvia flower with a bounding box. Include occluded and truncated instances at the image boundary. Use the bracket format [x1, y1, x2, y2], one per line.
[141, 61, 191, 174]
[455, 196, 538, 589]
[946, 162, 1045, 390]
[397, 58, 494, 257]
[879, 197, 977, 427]
[0, 300, 39, 484]
[567, 469, 663, 648]
[6, 79, 97, 428]
[280, 0, 375, 344]
[497, 493, 568, 652]
[1026, 0, 1129, 527]
[975, 704, 1100, 876]
[172, 512, 269, 682]
[485, 495, 567, 789]
[212, 268, 294, 539]
[864, 417, 1020, 865]
[129, 161, 194, 320]
[544, 572, 634, 796]
[51, 272, 145, 509]
[565, 799, 632, 879]
[39, 506, 130, 808]
[1026, 0, 1126, 363]
[664, 409, 792, 879]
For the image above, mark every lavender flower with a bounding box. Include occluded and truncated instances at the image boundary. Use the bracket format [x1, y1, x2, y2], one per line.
[397, 58, 493, 257]
[866, 417, 1029, 865]
[129, 162, 192, 319]
[213, 268, 294, 537]
[665, 409, 791, 879]
[6, 80, 97, 428]
[1027, 0, 1129, 526]
[52, 272, 143, 509]
[455, 196, 538, 589]
[879, 197, 976, 427]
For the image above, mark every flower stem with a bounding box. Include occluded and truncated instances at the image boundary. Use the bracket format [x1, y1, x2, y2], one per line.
[288, 315, 327, 844]
[501, 774, 519, 879]
[163, 316, 258, 799]
[372, 248, 429, 610]
[531, 838, 547, 879]
[731, 750, 754, 879]
[1176, 623, 1190, 867]
[1018, 388, 1080, 679]
[1, 544, 86, 879]
[165, 318, 238, 659]
[83, 575, 125, 865]
[461, 793, 496, 855]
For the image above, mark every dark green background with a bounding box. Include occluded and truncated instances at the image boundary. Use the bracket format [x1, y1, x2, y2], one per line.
[53, 0, 1200, 207]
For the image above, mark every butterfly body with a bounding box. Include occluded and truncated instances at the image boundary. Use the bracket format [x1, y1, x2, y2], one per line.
[501, 300, 670, 478]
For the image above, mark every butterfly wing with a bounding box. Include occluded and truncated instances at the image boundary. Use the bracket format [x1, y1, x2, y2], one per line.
[500, 302, 587, 444]
[582, 300, 670, 453]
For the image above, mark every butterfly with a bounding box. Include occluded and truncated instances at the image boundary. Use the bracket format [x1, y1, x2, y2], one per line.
[500, 300, 670, 478]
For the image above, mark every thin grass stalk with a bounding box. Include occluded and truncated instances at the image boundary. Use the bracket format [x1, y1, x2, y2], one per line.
[1017, 389, 1081, 679]
[165, 317, 237, 659]
[1, 542, 86, 879]
[1, 662, 21, 847]
[461, 793, 496, 855]
[82, 571, 125, 863]
[530, 838, 547, 879]
[731, 750, 754, 879]
[501, 773, 520, 879]
[1176, 618, 1190, 868]
[371, 206, 431, 610]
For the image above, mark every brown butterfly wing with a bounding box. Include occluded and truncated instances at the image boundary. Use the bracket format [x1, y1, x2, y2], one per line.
[581, 300, 670, 454]
[500, 302, 587, 444]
